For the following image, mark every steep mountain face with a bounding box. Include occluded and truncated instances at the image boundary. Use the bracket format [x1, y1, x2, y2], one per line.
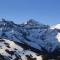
[0, 19, 60, 60]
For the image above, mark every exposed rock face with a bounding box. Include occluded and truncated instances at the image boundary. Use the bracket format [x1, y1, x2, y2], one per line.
[0, 19, 60, 60]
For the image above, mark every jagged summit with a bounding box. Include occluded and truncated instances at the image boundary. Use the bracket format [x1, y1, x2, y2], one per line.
[0, 18, 15, 28]
[21, 19, 49, 29]
[1, 18, 14, 23]
[27, 19, 40, 25]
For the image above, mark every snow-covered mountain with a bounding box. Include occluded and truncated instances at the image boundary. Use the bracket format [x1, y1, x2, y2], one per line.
[0, 19, 60, 60]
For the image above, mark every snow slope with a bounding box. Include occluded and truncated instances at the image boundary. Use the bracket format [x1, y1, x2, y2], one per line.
[0, 38, 42, 60]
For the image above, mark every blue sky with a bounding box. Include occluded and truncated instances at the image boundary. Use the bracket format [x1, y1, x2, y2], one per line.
[0, 0, 60, 25]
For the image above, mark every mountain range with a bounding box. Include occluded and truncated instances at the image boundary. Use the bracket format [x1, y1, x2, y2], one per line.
[0, 19, 60, 60]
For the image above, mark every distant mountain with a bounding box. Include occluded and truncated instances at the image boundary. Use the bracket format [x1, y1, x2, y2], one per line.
[0, 19, 60, 60]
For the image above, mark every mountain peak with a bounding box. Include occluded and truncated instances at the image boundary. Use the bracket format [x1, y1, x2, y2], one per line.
[27, 19, 40, 25]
